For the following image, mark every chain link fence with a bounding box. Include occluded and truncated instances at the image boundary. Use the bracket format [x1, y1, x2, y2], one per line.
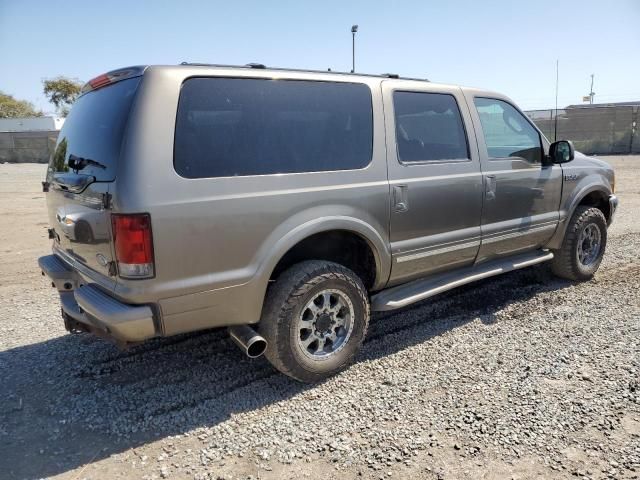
[525, 105, 640, 155]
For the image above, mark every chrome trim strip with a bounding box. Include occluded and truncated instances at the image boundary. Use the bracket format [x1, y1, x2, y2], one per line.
[396, 240, 481, 263]
[481, 223, 557, 245]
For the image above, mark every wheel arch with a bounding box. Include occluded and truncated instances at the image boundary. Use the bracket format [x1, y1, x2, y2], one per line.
[546, 184, 612, 250]
[256, 216, 391, 293]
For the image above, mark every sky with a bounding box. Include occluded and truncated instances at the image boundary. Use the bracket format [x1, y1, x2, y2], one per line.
[1, 0, 639, 115]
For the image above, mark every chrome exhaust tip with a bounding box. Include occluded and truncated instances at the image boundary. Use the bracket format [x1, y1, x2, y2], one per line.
[228, 325, 267, 358]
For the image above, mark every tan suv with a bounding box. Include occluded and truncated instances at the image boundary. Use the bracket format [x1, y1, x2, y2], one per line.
[39, 64, 617, 382]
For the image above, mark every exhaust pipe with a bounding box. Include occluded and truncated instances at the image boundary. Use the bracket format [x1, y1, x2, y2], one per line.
[228, 325, 267, 358]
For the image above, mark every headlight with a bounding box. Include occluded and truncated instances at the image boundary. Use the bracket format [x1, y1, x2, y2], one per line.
[64, 217, 75, 225]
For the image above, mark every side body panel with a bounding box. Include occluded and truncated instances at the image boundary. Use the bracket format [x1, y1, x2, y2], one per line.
[382, 82, 484, 285]
[116, 67, 392, 334]
[462, 88, 563, 262]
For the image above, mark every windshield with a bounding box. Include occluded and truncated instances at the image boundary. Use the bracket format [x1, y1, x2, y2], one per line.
[48, 77, 141, 182]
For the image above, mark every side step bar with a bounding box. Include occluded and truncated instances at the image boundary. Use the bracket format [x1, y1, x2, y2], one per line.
[371, 250, 554, 311]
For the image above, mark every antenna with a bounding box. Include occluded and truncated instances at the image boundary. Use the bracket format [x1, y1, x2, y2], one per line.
[554, 60, 559, 142]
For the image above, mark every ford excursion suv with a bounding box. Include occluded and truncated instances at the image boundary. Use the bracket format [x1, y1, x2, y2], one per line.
[39, 64, 618, 382]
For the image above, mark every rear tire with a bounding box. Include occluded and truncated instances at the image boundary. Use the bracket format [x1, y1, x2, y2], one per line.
[551, 206, 607, 281]
[259, 260, 369, 383]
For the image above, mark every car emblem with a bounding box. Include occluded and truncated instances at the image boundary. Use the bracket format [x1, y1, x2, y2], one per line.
[96, 253, 109, 267]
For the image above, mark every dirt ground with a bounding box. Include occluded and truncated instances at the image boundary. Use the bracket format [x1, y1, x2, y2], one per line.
[1, 156, 638, 480]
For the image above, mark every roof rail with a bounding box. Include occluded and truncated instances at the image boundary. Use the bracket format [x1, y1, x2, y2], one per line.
[177, 62, 430, 83]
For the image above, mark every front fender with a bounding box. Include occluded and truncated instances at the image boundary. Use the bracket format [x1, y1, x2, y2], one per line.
[546, 174, 612, 249]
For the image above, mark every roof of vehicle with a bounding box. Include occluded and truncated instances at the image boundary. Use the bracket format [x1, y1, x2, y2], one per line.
[82, 63, 503, 101]
[176, 61, 432, 83]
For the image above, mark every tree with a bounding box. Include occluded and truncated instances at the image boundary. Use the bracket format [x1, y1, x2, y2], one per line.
[0, 91, 42, 118]
[43, 76, 83, 117]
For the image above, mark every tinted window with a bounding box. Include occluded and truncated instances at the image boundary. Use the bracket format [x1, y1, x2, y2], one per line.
[174, 78, 373, 178]
[474, 97, 542, 163]
[48, 77, 140, 182]
[393, 92, 469, 163]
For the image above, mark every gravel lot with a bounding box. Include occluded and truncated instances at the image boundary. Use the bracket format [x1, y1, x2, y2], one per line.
[1, 157, 638, 480]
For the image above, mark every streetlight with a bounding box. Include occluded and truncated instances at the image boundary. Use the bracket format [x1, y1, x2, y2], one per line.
[351, 25, 358, 73]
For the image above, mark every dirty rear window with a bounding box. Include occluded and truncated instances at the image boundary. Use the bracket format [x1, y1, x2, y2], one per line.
[48, 77, 141, 182]
[174, 77, 373, 178]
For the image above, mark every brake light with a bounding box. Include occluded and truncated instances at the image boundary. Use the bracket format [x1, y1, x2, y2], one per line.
[111, 214, 155, 278]
[81, 66, 146, 94]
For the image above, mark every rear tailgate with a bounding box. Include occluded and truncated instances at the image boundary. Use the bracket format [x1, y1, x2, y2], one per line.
[46, 75, 141, 281]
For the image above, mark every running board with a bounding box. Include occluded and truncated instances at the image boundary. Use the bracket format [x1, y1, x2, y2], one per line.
[371, 250, 554, 311]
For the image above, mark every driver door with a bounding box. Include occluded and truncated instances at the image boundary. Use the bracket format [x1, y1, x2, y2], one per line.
[465, 95, 563, 263]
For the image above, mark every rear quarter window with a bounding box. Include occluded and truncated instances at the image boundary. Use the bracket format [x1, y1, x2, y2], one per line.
[174, 78, 373, 178]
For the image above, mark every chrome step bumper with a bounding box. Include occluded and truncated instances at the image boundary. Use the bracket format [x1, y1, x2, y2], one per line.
[38, 254, 157, 342]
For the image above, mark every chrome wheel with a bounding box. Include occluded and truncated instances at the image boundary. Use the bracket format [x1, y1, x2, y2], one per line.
[297, 289, 354, 359]
[577, 223, 602, 267]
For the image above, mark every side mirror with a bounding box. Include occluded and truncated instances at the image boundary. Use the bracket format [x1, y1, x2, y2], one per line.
[549, 140, 575, 164]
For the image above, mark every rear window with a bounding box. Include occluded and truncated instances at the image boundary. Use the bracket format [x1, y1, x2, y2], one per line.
[48, 77, 140, 182]
[393, 91, 469, 163]
[174, 78, 373, 178]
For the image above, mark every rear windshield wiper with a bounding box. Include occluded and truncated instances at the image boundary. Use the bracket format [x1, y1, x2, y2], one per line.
[68, 154, 108, 171]
[52, 172, 96, 193]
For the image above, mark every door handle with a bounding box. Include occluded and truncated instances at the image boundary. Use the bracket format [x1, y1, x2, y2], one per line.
[393, 185, 409, 213]
[485, 175, 497, 200]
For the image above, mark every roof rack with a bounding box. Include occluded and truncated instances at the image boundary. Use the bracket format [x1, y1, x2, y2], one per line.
[178, 62, 430, 82]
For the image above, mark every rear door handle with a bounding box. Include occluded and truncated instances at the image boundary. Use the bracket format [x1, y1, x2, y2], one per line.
[393, 185, 409, 212]
[485, 175, 496, 200]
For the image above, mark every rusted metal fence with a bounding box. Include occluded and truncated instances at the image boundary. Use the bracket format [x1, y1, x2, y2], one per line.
[525, 105, 640, 155]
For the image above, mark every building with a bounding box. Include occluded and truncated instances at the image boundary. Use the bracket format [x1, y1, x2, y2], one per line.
[0, 116, 63, 163]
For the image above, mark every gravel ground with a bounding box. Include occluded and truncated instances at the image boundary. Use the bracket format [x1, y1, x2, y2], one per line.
[1, 157, 638, 480]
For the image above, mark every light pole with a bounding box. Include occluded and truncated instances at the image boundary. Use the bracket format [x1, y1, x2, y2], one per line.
[351, 25, 358, 73]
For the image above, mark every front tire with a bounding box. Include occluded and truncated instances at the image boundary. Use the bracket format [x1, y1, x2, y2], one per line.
[551, 206, 607, 281]
[259, 261, 370, 383]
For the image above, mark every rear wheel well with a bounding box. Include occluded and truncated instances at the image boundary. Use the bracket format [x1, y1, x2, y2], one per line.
[577, 191, 610, 222]
[270, 230, 377, 291]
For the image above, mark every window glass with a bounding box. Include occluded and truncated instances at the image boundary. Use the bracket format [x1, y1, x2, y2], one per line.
[474, 97, 542, 163]
[48, 77, 141, 182]
[393, 92, 469, 163]
[174, 78, 373, 178]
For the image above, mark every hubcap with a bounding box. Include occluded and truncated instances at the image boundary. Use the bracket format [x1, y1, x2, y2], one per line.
[577, 223, 602, 267]
[297, 289, 354, 359]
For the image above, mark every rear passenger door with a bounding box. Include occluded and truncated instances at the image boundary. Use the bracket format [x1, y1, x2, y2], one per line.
[383, 82, 484, 285]
[465, 95, 562, 262]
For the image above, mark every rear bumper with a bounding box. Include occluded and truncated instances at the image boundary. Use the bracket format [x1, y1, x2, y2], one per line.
[608, 194, 619, 226]
[38, 254, 157, 342]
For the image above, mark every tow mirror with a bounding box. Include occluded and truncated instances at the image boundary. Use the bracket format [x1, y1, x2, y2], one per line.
[549, 140, 575, 164]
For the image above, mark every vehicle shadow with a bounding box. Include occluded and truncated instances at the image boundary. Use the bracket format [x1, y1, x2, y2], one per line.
[1, 265, 572, 479]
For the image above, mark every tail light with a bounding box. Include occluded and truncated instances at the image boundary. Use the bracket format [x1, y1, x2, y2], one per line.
[111, 214, 155, 278]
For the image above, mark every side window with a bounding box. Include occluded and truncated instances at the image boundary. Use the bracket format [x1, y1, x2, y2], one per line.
[393, 91, 469, 163]
[474, 97, 542, 163]
[174, 78, 373, 178]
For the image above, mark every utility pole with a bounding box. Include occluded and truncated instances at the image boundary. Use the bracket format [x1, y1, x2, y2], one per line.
[589, 74, 595, 104]
[554, 60, 559, 142]
[351, 25, 358, 73]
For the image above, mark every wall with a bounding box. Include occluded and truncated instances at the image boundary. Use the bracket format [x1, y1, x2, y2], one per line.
[0, 130, 58, 163]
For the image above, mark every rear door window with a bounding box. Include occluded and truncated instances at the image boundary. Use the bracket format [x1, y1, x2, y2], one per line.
[48, 77, 141, 182]
[174, 78, 373, 178]
[393, 91, 469, 163]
